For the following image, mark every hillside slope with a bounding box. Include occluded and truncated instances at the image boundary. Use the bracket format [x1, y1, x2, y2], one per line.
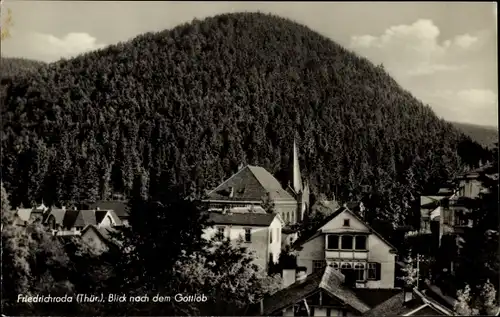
[452, 122, 498, 149]
[0, 12, 483, 225]
[0, 57, 46, 109]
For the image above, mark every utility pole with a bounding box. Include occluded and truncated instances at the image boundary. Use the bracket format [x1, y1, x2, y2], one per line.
[416, 254, 420, 289]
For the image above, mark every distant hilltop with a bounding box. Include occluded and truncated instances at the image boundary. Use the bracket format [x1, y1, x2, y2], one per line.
[0, 12, 490, 226]
[451, 122, 498, 149]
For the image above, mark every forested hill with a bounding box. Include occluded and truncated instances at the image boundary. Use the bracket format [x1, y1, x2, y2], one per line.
[452, 122, 499, 149]
[0, 57, 46, 110]
[0, 12, 487, 226]
[0, 57, 46, 79]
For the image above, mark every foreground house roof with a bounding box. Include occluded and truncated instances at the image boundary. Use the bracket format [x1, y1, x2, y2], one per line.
[363, 288, 453, 316]
[206, 165, 295, 202]
[259, 266, 371, 315]
[208, 211, 279, 227]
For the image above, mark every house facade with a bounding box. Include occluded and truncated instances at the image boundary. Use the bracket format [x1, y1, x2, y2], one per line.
[81, 224, 119, 254]
[293, 203, 397, 289]
[203, 139, 310, 228]
[202, 210, 282, 271]
[44, 207, 122, 236]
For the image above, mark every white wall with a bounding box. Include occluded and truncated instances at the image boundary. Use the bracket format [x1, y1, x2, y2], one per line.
[203, 218, 282, 272]
[296, 209, 396, 289]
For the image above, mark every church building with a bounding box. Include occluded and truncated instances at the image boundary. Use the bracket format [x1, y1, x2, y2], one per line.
[203, 138, 310, 226]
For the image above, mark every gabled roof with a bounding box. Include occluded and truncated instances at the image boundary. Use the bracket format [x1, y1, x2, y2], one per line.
[15, 208, 34, 222]
[62, 209, 97, 228]
[44, 208, 67, 225]
[420, 196, 446, 208]
[208, 212, 278, 227]
[292, 205, 397, 253]
[206, 165, 295, 202]
[89, 200, 129, 218]
[363, 288, 453, 316]
[260, 266, 371, 315]
[81, 224, 120, 247]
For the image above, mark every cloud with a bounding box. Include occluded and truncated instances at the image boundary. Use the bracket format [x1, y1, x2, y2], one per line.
[350, 19, 484, 77]
[28, 32, 106, 61]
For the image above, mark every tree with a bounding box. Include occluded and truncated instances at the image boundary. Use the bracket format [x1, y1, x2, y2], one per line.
[398, 251, 418, 288]
[454, 280, 499, 316]
[1, 0, 13, 41]
[454, 284, 479, 316]
[107, 191, 281, 315]
[1, 183, 77, 315]
[172, 235, 282, 316]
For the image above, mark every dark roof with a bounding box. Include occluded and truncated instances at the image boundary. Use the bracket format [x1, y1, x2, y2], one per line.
[353, 288, 404, 308]
[261, 266, 371, 315]
[206, 165, 295, 202]
[363, 292, 423, 316]
[208, 212, 278, 227]
[95, 210, 108, 224]
[89, 200, 129, 218]
[292, 206, 397, 252]
[62, 209, 97, 228]
[363, 288, 453, 316]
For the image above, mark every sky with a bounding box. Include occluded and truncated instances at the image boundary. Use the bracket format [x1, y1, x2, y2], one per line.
[1, 1, 498, 127]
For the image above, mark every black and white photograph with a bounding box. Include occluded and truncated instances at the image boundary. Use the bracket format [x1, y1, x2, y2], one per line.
[1, 1, 498, 316]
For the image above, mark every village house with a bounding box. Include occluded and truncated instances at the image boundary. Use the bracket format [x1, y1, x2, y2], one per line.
[88, 200, 130, 226]
[44, 207, 122, 236]
[363, 286, 453, 316]
[80, 224, 120, 254]
[291, 202, 398, 289]
[203, 139, 310, 231]
[13, 203, 49, 227]
[251, 265, 405, 316]
[202, 209, 282, 271]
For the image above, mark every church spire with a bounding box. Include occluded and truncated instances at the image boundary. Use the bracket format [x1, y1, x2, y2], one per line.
[292, 138, 302, 194]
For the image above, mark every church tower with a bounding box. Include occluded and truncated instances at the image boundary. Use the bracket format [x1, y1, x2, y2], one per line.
[292, 139, 303, 194]
[288, 138, 310, 222]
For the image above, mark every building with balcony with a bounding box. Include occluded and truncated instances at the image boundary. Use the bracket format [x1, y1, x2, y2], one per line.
[291, 203, 398, 289]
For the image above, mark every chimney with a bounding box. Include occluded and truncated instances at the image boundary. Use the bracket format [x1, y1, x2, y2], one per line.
[283, 269, 297, 288]
[296, 266, 307, 283]
[403, 287, 414, 304]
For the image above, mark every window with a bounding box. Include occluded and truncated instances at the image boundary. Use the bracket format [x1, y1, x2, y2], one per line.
[269, 228, 273, 243]
[327, 234, 339, 249]
[355, 235, 367, 250]
[244, 228, 252, 242]
[341, 235, 353, 249]
[313, 260, 326, 273]
[331, 262, 340, 270]
[285, 212, 289, 223]
[354, 263, 365, 281]
[367, 262, 381, 280]
[217, 226, 225, 236]
[343, 219, 350, 227]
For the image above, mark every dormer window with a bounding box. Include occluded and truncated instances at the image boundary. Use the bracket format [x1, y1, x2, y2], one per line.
[343, 219, 350, 227]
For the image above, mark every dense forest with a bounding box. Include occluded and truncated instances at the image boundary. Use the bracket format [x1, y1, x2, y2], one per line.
[0, 12, 491, 227]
